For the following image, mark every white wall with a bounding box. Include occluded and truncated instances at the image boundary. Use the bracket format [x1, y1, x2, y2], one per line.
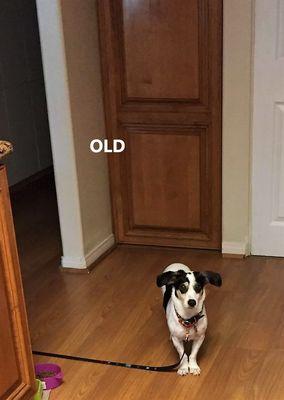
[222, 0, 253, 255]
[60, 0, 114, 258]
[36, 0, 114, 269]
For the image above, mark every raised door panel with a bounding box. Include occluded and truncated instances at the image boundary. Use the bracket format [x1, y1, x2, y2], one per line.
[0, 166, 35, 400]
[120, 125, 210, 242]
[122, 0, 200, 100]
[0, 251, 21, 398]
[272, 103, 284, 223]
[112, 0, 209, 110]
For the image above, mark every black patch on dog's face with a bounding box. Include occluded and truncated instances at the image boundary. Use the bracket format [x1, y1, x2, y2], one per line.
[156, 270, 187, 288]
[193, 282, 202, 294]
[157, 270, 189, 310]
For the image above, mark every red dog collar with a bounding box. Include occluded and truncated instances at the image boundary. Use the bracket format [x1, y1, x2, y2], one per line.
[175, 307, 204, 331]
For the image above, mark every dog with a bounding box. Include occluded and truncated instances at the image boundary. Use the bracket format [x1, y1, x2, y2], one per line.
[156, 263, 222, 376]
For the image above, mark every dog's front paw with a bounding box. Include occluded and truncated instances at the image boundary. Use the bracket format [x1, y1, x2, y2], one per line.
[177, 366, 189, 376]
[189, 361, 201, 376]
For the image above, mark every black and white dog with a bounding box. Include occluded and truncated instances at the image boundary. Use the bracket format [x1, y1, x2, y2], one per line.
[157, 263, 222, 376]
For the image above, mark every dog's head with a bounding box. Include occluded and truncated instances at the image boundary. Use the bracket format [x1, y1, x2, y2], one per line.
[156, 269, 222, 310]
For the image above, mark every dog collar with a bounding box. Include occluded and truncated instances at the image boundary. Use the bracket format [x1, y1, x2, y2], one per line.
[175, 307, 204, 330]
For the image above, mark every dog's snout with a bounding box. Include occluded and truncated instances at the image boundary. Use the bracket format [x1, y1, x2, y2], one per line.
[188, 299, 196, 307]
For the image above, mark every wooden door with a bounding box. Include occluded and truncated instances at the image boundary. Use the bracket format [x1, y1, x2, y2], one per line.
[0, 166, 36, 400]
[98, 0, 222, 249]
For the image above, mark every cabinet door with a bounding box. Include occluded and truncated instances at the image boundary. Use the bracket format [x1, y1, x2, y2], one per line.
[0, 166, 35, 400]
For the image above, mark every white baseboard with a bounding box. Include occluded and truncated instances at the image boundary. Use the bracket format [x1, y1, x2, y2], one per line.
[61, 234, 115, 269]
[85, 234, 115, 267]
[222, 240, 250, 256]
[61, 255, 88, 269]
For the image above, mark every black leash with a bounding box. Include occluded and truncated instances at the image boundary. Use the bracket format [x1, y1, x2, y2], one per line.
[32, 350, 185, 373]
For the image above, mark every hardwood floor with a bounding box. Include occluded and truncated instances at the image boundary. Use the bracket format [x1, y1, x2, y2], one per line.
[11, 177, 284, 400]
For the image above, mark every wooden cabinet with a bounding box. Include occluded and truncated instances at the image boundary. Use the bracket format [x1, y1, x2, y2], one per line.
[0, 165, 36, 399]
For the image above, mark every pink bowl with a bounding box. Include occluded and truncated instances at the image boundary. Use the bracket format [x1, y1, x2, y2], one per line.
[35, 363, 63, 390]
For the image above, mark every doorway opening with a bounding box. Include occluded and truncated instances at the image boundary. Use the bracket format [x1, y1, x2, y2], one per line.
[0, 1, 62, 277]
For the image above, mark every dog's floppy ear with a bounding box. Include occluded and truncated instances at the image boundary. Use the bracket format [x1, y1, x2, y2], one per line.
[156, 270, 183, 287]
[194, 271, 222, 287]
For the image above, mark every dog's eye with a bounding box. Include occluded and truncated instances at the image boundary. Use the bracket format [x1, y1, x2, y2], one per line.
[194, 283, 202, 293]
[179, 283, 188, 293]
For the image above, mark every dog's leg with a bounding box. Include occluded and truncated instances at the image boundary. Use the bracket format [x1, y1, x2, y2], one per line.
[188, 334, 205, 375]
[172, 336, 188, 376]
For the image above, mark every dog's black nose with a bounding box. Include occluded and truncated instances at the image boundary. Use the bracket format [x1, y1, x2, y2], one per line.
[188, 299, 196, 307]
